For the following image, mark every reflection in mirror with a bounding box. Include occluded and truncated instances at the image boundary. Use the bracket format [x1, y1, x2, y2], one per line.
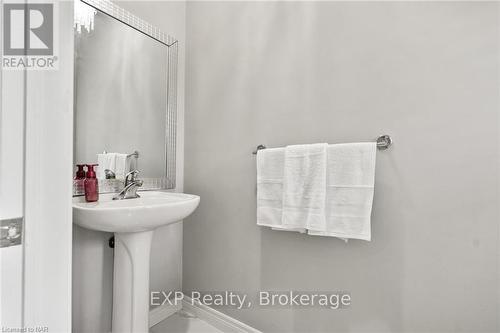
[73, 0, 177, 191]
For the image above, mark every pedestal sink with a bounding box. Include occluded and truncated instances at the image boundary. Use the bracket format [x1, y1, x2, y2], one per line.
[73, 191, 200, 333]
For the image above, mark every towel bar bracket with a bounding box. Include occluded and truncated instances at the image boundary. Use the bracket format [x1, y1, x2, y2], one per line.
[252, 135, 392, 155]
[376, 135, 392, 150]
[252, 145, 267, 155]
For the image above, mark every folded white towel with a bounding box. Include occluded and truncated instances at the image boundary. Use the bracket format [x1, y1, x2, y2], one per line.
[114, 153, 131, 180]
[308, 142, 376, 241]
[256, 148, 285, 229]
[97, 153, 116, 179]
[271, 227, 307, 233]
[282, 143, 328, 230]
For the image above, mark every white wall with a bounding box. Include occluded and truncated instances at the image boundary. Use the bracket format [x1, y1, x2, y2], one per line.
[183, 2, 499, 332]
[72, 1, 186, 332]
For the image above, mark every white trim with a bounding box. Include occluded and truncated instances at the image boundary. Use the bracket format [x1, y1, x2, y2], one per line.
[149, 302, 182, 328]
[182, 295, 262, 333]
[23, 1, 74, 331]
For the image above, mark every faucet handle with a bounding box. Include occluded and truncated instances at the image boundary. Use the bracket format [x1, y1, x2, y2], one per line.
[124, 170, 139, 185]
[104, 169, 116, 179]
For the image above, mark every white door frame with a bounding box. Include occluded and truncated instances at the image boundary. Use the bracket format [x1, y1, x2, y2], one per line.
[24, 1, 74, 331]
[1, 1, 74, 332]
[0, 0, 25, 328]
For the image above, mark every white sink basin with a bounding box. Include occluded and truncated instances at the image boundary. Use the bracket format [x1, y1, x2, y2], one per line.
[73, 191, 200, 233]
[72, 191, 200, 333]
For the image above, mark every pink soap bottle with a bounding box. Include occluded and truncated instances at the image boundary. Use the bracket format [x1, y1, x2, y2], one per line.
[75, 164, 86, 179]
[74, 164, 86, 194]
[84, 164, 99, 202]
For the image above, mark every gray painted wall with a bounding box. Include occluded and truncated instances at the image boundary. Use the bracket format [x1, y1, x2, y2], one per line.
[72, 2, 186, 332]
[183, 2, 499, 332]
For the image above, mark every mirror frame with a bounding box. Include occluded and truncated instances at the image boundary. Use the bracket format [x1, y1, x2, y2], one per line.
[76, 0, 178, 190]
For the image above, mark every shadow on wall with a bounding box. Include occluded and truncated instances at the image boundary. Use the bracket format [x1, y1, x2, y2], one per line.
[72, 226, 113, 333]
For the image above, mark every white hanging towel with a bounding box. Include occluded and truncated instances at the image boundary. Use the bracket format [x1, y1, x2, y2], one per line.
[308, 142, 376, 241]
[256, 148, 288, 229]
[96, 153, 131, 180]
[97, 153, 116, 179]
[114, 153, 132, 180]
[281, 143, 328, 231]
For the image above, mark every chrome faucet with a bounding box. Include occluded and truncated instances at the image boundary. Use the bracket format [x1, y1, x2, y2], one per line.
[113, 170, 143, 200]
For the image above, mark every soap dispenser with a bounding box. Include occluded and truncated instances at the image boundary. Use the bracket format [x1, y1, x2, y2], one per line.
[84, 164, 99, 202]
[74, 164, 86, 194]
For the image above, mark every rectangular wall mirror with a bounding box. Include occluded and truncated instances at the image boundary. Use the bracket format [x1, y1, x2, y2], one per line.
[73, 0, 178, 192]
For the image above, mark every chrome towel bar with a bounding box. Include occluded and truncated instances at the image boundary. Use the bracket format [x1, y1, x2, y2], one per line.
[252, 134, 392, 155]
[102, 150, 140, 158]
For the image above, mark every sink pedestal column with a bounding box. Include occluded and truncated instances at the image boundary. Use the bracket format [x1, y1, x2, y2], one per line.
[112, 230, 154, 333]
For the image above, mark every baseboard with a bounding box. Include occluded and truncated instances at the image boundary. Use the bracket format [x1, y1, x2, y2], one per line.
[182, 295, 261, 333]
[148, 294, 261, 332]
[149, 302, 182, 328]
